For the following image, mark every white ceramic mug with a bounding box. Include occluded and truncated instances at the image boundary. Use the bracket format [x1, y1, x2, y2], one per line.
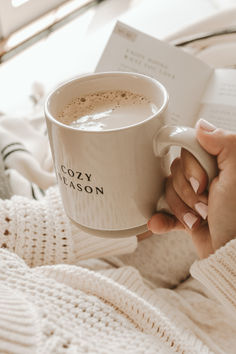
[45, 72, 217, 237]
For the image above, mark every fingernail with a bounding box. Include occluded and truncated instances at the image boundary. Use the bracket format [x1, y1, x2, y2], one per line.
[195, 202, 208, 220]
[197, 118, 216, 132]
[190, 176, 199, 194]
[183, 212, 198, 229]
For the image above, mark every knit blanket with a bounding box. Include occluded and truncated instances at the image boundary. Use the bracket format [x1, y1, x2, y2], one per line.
[1, 102, 236, 354]
[0, 109, 56, 199]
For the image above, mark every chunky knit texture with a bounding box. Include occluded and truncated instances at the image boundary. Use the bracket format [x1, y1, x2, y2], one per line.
[1, 100, 236, 353]
[0, 249, 213, 354]
[0, 161, 235, 353]
[1, 234, 236, 354]
[191, 239, 236, 315]
[0, 187, 137, 268]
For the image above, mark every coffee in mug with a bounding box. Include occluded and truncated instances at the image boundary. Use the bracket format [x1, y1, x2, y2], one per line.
[45, 72, 217, 238]
[57, 90, 159, 131]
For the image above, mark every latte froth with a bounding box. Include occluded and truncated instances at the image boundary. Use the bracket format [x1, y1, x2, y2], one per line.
[57, 90, 158, 131]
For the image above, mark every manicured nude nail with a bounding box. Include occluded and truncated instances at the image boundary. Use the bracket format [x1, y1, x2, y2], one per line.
[183, 212, 198, 229]
[190, 176, 199, 194]
[195, 202, 208, 220]
[198, 118, 216, 132]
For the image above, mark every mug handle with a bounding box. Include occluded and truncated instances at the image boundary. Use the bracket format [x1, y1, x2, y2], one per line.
[153, 125, 218, 212]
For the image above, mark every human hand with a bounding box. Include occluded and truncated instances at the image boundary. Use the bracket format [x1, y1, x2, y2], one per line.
[148, 119, 236, 258]
[137, 230, 153, 241]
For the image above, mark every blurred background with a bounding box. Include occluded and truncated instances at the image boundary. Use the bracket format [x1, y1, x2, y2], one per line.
[0, 0, 236, 115]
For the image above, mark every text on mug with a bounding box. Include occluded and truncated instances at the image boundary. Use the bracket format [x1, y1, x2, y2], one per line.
[57, 165, 104, 195]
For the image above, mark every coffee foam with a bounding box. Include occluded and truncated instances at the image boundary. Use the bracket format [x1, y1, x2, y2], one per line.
[57, 90, 158, 131]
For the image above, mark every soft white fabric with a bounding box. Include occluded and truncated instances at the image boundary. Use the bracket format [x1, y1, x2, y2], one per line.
[0, 114, 55, 197]
[0, 186, 137, 267]
[0, 111, 236, 353]
[1, 236, 236, 353]
[191, 239, 236, 315]
[165, 6, 236, 43]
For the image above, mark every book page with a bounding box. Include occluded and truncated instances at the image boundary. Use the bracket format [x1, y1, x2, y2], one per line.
[96, 21, 212, 127]
[198, 69, 236, 132]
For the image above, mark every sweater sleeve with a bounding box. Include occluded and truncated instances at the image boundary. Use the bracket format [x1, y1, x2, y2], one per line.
[0, 186, 137, 267]
[190, 238, 236, 314]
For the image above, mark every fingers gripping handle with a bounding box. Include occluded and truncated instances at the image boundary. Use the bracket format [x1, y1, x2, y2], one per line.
[153, 125, 218, 212]
[154, 125, 218, 185]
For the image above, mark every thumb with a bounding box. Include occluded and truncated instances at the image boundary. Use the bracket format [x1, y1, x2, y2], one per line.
[195, 119, 235, 161]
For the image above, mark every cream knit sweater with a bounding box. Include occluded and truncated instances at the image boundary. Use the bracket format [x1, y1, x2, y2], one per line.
[0, 110, 235, 353]
[0, 186, 236, 354]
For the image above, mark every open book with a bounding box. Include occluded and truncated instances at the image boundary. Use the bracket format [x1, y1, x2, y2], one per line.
[96, 21, 236, 132]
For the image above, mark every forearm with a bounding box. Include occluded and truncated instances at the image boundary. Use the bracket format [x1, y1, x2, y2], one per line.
[190, 238, 236, 315]
[0, 186, 137, 267]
